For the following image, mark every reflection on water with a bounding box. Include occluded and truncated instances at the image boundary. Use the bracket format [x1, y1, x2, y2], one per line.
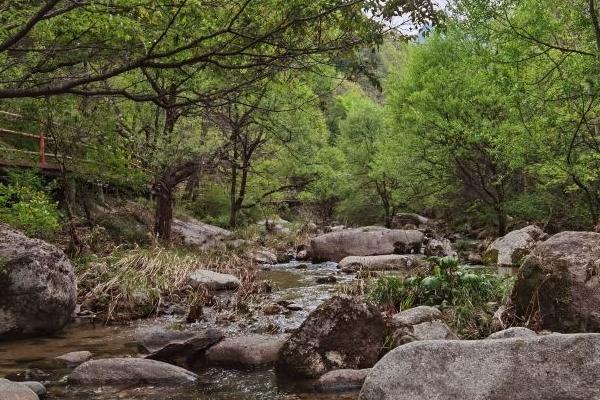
[0, 261, 360, 400]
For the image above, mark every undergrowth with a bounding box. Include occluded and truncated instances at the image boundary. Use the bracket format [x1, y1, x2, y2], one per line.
[75, 245, 264, 322]
[368, 257, 514, 339]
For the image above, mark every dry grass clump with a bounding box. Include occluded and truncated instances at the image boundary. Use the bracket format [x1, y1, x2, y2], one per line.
[76, 245, 263, 322]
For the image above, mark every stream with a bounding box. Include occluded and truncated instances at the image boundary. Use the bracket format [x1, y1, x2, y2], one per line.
[0, 261, 359, 400]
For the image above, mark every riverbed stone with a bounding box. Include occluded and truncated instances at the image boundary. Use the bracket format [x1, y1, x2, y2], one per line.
[311, 228, 424, 262]
[483, 225, 546, 267]
[135, 326, 199, 353]
[251, 250, 278, 264]
[512, 231, 600, 332]
[205, 334, 288, 368]
[390, 306, 457, 346]
[424, 238, 457, 257]
[55, 351, 93, 367]
[0, 224, 77, 340]
[359, 334, 600, 400]
[338, 254, 429, 274]
[487, 326, 537, 339]
[391, 306, 442, 326]
[19, 382, 45, 397]
[0, 379, 38, 400]
[188, 269, 240, 291]
[145, 329, 224, 366]
[316, 369, 371, 393]
[69, 358, 198, 385]
[277, 296, 387, 379]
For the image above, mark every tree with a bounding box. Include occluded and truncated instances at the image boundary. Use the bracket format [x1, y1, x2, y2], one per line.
[385, 30, 528, 235]
[0, 0, 438, 100]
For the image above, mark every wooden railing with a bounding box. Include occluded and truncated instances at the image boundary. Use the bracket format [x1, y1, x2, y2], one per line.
[0, 109, 74, 172]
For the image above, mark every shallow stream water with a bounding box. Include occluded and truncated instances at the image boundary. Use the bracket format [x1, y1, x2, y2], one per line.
[0, 261, 359, 400]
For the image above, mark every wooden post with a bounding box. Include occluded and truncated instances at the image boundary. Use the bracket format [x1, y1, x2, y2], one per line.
[38, 130, 46, 167]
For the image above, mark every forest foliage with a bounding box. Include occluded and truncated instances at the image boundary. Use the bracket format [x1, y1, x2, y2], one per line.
[1, 0, 600, 240]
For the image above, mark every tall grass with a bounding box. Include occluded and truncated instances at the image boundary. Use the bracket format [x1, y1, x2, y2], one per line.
[368, 257, 514, 338]
[76, 246, 260, 322]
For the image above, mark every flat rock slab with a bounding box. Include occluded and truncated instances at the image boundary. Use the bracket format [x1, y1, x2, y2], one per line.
[338, 255, 428, 273]
[55, 351, 93, 367]
[205, 335, 288, 368]
[316, 369, 371, 393]
[360, 334, 600, 400]
[135, 326, 199, 354]
[69, 358, 198, 385]
[189, 269, 240, 291]
[145, 329, 223, 366]
[0, 379, 38, 400]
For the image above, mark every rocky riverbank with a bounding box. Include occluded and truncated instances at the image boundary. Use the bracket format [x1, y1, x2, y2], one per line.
[2, 218, 600, 399]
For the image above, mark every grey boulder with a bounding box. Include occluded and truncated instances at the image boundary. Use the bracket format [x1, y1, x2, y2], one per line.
[424, 238, 457, 257]
[188, 269, 240, 291]
[0, 224, 77, 340]
[390, 306, 457, 346]
[512, 231, 600, 332]
[69, 358, 198, 385]
[311, 228, 424, 262]
[483, 225, 546, 267]
[172, 218, 231, 249]
[277, 296, 387, 378]
[0, 379, 38, 400]
[360, 334, 600, 400]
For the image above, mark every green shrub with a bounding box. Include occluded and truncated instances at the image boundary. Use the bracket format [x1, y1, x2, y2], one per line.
[0, 170, 60, 238]
[369, 257, 514, 338]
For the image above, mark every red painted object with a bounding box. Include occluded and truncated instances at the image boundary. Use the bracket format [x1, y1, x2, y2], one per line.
[39, 131, 46, 167]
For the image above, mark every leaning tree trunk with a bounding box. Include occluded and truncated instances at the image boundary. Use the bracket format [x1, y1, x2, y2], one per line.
[154, 182, 174, 242]
[153, 159, 207, 242]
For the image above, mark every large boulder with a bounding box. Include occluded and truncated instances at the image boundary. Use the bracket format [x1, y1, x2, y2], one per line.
[205, 334, 287, 368]
[0, 379, 38, 400]
[69, 358, 198, 385]
[172, 217, 232, 249]
[359, 334, 600, 400]
[338, 254, 429, 274]
[311, 228, 424, 262]
[482, 225, 546, 267]
[0, 224, 77, 340]
[277, 296, 387, 379]
[512, 231, 600, 332]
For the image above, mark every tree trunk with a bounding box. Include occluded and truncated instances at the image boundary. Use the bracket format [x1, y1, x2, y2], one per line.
[154, 184, 173, 242]
[153, 158, 212, 242]
[229, 160, 239, 227]
[496, 207, 507, 236]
